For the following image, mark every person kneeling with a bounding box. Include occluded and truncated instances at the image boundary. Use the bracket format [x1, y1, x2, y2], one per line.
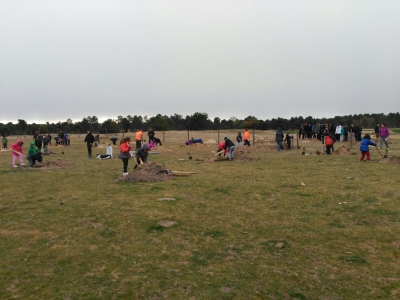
[27, 142, 43, 167]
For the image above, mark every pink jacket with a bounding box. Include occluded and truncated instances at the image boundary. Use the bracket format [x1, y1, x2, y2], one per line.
[11, 139, 24, 156]
[379, 127, 390, 138]
[148, 141, 156, 151]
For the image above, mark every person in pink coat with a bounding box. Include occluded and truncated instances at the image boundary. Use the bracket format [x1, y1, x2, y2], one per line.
[217, 141, 227, 157]
[147, 140, 156, 151]
[11, 139, 26, 167]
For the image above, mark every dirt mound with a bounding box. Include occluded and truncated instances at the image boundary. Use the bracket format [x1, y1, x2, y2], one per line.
[379, 157, 400, 164]
[333, 145, 350, 155]
[33, 159, 70, 169]
[115, 162, 171, 182]
[233, 149, 253, 161]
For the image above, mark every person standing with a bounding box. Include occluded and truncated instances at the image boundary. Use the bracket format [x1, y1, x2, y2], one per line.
[236, 132, 243, 147]
[148, 128, 155, 143]
[118, 137, 131, 175]
[284, 133, 292, 150]
[275, 127, 284, 151]
[11, 139, 25, 167]
[2, 136, 7, 149]
[325, 135, 334, 155]
[360, 134, 377, 162]
[84, 130, 95, 158]
[135, 129, 143, 150]
[374, 124, 380, 139]
[335, 123, 342, 142]
[379, 123, 390, 149]
[243, 128, 251, 146]
[224, 137, 235, 160]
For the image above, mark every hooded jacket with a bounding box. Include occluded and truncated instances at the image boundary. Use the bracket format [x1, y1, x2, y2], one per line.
[84, 132, 95, 144]
[11, 139, 24, 156]
[275, 128, 284, 142]
[379, 126, 390, 138]
[360, 137, 377, 152]
[136, 144, 148, 162]
[28, 142, 40, 155]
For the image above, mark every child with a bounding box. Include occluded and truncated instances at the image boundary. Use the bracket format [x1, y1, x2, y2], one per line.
[360, 134, 377, 162]
[118, 137, 132, 175]
[284, 133, 293, 150]
[224, 137, 235, 160]
[236, 132, 243, 147]
[325, 135, 333, 155]
[27, 142, 43, 167]
[147, 140, 156, 151]
[141, 139, 147, 147]
[42, 135, 49, 155]
[217, 141, 227, 157]
[2, 136, 7, 149]
[11, 139, 25, 167]
[135, 144, 149, 168]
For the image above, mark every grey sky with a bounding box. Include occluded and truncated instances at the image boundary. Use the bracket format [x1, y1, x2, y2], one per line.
[1, 0, 399, 124]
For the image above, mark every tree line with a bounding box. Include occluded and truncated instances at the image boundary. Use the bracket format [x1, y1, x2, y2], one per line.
[1, 112, 399, 136]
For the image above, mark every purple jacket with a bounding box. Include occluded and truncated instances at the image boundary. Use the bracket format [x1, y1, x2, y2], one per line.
[379, 127, 390, 138]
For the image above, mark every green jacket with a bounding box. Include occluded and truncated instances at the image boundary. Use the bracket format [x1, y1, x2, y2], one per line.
[28, 142, 40, 155]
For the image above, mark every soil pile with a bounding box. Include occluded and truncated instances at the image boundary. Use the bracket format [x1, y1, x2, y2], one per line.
[333, 146, 350, 155]
[233, 149, 252, 161]
[379, 157, 400, 164]
[33, 159, 70, 169]
[115, 162, 171, 183]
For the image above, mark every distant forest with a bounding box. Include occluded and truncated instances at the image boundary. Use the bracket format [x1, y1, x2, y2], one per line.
[1, 112, 399, 135]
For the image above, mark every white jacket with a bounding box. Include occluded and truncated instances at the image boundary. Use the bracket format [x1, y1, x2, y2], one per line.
[335, 125, 342, 134]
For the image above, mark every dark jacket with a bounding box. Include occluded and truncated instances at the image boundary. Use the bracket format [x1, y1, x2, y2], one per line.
[275, 128, 284, 142]
[84, 133, 95, 144]
[224, 138, 234, 149]
[136, 145, 148, 162]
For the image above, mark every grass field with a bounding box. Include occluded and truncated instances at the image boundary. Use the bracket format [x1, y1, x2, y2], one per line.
[1, 130, 399, 299]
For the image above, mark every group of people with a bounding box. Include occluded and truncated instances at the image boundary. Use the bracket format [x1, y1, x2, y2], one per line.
[10, 139, 43, 168]
[118, 137, 149, 175]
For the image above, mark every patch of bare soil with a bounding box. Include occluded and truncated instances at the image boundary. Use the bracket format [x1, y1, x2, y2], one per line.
[234, 149, 253, 161]
[158, 220, 177, 227]
[33, 159, 70, 169]
[115, 162, 171, 182]
[379, 157, 400, 164]
[204, 139, 217, 144]
[153, 146, 172, 152]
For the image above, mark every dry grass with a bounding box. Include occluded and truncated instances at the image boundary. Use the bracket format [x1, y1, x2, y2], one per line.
[0, 130, 399, 299]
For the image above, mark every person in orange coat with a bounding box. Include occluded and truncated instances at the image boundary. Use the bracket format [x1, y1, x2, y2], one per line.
[135, 129, 143, 150]
[243, 128, 251, 146]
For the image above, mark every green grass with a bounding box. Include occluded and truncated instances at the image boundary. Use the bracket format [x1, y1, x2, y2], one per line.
[1, 132, 400, 299]
[391, 128, 400, 134]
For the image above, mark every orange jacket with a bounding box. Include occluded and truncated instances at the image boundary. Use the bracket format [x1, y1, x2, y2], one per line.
[243, 131, 250, 141]
[135, 131, 143, 141]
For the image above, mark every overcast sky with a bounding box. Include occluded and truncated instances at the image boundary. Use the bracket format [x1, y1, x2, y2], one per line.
[1, 0, 399, 124]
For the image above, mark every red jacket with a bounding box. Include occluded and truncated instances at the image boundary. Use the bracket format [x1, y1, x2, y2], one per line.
[325, 136, 333, 146]
[120, 142, 131, 153]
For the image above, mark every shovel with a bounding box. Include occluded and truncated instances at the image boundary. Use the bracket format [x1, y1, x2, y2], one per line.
[375, 146, 384, 159]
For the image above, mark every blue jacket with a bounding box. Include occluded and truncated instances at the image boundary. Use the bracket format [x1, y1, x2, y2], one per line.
[360, 138, 376, 152]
